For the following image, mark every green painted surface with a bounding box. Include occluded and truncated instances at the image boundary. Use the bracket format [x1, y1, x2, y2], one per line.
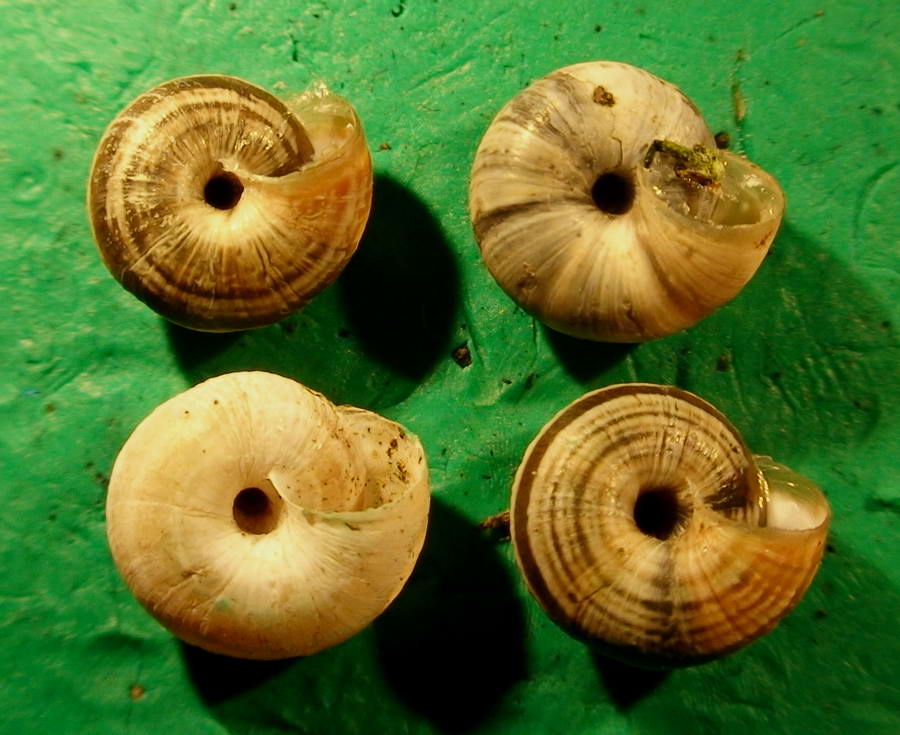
[1, 0, 898, 733]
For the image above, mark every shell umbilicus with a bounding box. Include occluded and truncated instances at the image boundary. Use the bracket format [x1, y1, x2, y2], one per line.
[106, 371, 429, 659]
[469, 61, 785, 342]
[511, 384, 830, 667]
[88, 75, 373, 332]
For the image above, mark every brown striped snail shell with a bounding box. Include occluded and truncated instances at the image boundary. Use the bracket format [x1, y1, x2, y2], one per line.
[469, 61, 785, 342]
[88, 75, 373, 332]
[511, 384, 830, 667]
[106, 371, 429, 659]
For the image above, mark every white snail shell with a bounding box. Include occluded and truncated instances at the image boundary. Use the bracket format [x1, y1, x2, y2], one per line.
[106, 371, 429, 659]
[511, 384, 830, 667]
[469, 61, 785, 342]
[88, 75, 373, 332]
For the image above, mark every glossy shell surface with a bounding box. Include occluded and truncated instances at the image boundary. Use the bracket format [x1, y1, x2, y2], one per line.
[106, 371, 429, 659]
[470, 61, 785, 342]
[511, 383, 830, 666]
[89, 75, 373, 332]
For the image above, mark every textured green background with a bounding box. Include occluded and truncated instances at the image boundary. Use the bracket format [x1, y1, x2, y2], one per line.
[1, 0, 898, 733]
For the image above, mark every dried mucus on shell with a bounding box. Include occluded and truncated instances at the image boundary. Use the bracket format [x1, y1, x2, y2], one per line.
[511, 384, 830, 667]
[88, 75, 373, 332]
[470, 61, 786, 342]
[106, 371, 429, 660]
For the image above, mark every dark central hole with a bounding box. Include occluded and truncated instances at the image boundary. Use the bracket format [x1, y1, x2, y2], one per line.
[633, 487, 685, 540]
[233, 487, 278, 535]
[204, 172, 244, 210]
[592, 172, 634, 215]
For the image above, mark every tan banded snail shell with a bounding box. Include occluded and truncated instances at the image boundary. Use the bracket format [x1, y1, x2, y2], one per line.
[106, 371, 429, 660]
[470, 61, 785, 342]
[88, 75, 372, 332]
[511, 383, 830, 667]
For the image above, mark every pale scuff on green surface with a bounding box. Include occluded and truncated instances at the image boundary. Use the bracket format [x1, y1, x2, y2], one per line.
[0, 1, 898, 733]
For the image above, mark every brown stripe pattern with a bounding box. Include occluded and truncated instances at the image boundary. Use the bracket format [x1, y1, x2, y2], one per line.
[88, 75, 372, 332]
[468, 61, 785, 343]
[511, 384, 830, 667]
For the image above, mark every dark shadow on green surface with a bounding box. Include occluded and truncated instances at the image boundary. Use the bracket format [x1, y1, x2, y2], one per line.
[180, 643, 294, 704]
[337, 174, 461, 380]
[165, 175, 459, 409]
[701, 221, 898, 455]
[543, 326, 637, 383]
[165, 321, 243, 378]
[590, 652, 672, 711]
[374, 498, 527, 733]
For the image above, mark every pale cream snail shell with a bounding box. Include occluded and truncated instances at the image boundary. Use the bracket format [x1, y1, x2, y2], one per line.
[511, 383, 830, 667]
[106, 371, 429, 659]
[88, 75, 373, 332]
[469, 61, 785, 342]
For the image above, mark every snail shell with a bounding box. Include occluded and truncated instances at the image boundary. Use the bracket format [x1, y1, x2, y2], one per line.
[88, 75, 373, 332]
[106, 371, 429, 659]
[511, 384, 830, 667]
[469, 61, 785, 342]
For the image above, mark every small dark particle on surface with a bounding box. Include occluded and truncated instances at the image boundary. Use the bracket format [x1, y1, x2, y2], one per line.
[715, 353, 731, 372]
[524, 372, 537, 390]
[378, 142, 392, 151]
[500, 377, 512, 385]
[594, 24, 603, 32]
[94, 472, 109, 487]
[881, 320, 891, 329]
[281, 320, 298, 334]
[52, 148, 64, 160]
[391, 1, 405, 17]
[826, 542, 837, 554]
[452, 342, 472, 368]
[481, 474, 491, 480]
[813, 609, 828, 619]
[479, 510, 511, 541]
[592, 85, 615, 106]
[48, 512, 57, 522]
[229, 2, 237, 10]
[129, 684, 145, 700]
[769, 371, 782, 381]
[714, 131, 730, 149]
[44, 402, 56, 413]
[396, 462, 408, 482]
[337, 327, 351, 338]
[870, 106, 884, 115]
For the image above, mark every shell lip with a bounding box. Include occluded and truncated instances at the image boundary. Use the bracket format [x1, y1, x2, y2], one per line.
[639, 148, 786, 232]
